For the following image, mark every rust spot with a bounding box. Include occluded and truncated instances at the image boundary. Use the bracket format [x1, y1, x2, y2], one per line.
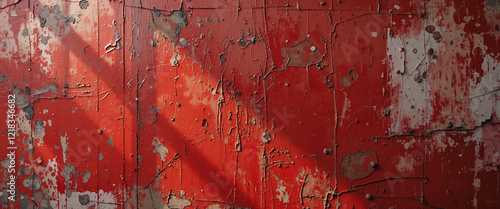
[340, 149, 378, 180]
[326, 74, 334, 89]
[151, 7, 188, 43]
[281, 40, 323, 67]
[424, 25, 436, 33]
[432, 31, 443, 43]
[339, 69, 359, 87]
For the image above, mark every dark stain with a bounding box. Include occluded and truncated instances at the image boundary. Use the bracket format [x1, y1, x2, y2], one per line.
[0, 74, 6, 83]
[486, 0, 498, 7]
[340, 149, 378, 180]
[22, 28, 29, 37]
[427, 48, 434, 56]
[23, 105, 34, 120]
[422, 71, 427, 79]
[281, 39, 323, 67]
[79, 0, 89, 9]
[414, 74, 423, 83]
[381, 107, 390, 116]
[151, 6, 188, 43]
[202, 119, 208, 132]
[339, 69, 359, 87]
[79, 194, 90, 205]
[408, 129, 415, 135]
[220, 53, 226, 64]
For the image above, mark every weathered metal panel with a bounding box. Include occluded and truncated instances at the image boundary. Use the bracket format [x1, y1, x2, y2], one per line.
[1, 0, 499, 208]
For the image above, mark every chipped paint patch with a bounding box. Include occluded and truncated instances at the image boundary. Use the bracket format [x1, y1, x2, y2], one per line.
[340, 149, 378, 180]
[33, 119, 46, 144]
[469, 54, 500, 125]
[387, 25, 433, 134]
[395, 154, 415, 173]
[107, 137, 114, 146]
[207, 204, 222, 209]
[166, 192, 191, 209]
[151, 7, 188, 43]
[32, 84, 57, 96]
[275, 180, 290, 203]
[23, 173, 41, 191]
[152, 137, 169, 162]
[281, 39, 323, 67]
[61, 133, 68, 162]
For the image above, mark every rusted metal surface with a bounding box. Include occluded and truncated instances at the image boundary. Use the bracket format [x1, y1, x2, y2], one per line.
[0, 0, 499, 208]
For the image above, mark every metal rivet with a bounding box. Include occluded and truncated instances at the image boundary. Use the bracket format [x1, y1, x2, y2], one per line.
[366, 194, 373, 200]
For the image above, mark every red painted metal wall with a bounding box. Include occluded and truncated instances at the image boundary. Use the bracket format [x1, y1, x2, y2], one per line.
[1, 0, 499, 208]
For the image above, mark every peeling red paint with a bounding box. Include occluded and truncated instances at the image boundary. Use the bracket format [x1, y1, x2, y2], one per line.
[0, 0, 499, 208]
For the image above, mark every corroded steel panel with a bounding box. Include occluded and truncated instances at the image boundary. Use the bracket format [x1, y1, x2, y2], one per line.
[0, 0, 499, 208]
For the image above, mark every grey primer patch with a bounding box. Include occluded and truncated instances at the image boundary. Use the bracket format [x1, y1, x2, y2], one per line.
[35, 192, 52, 209]
[78, 0, 89, 9]
[23, 173, 41, 191]
[38, 4, 79, 36]
[82, 170, 91, 183]
[22, 28, 29, 37]
[151, 6, 188, 43]
[20, 193, 30, 209]
[98, 153, 104, 160]
[25, 137, 34, 153]
[40, 34, 51, 45]
[18, 166, 31, 175]
[61, 164, 77, 182]
[79, 194, 90, 205]
[23, 105, 34, 120]
[66, 189, 72, 198]
[261, 131, 271, 143]
[107, 137, 114, 146]
[1, 188, 7, 207]
[1, 158, 10, 169]
[34, 119, 45, 139]
[14, 89, 30, 109]
[0, 74, 5, 83]
[33, 85, 57, 96]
